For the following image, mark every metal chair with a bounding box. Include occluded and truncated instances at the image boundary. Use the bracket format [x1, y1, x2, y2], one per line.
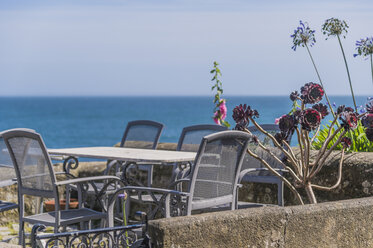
[106, 120, 164, 187]
[109, 130, 254, 220]
[2, 129, 121, 246]
[0, 130, 25, 213]
[128, 124, 227, 204]
[238, 124, 292, 207]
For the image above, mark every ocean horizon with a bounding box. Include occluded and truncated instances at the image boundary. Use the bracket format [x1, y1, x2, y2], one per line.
[0, 95, 371, 148]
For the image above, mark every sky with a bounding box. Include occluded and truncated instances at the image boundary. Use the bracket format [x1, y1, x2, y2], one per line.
[0, 0, 372, 96]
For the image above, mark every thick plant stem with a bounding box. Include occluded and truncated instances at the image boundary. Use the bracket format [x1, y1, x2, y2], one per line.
[337, 35, 357, 112]
[305, 44, 335, 117]
[305, 183, 317, 204]
[371, 54, 373, 87]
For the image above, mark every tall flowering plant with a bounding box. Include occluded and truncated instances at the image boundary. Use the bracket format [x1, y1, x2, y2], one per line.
[210, 61, 230, 128]
[322, 18, 357, 112]
[234, 82, 369, 204]
[354, 37, 373, 87]
[291, 21, 335, 117]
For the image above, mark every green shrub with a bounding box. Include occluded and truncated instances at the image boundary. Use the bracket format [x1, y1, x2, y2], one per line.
[313, 121, 373, 152]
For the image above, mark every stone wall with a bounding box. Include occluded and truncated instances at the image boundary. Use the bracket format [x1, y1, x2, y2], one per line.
[148, 197, 373, 248]
[2, 143, 373, 222]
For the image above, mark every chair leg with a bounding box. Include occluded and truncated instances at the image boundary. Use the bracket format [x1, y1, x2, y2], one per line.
[18, 221, 24, 246]
[278, 181, 284, 206]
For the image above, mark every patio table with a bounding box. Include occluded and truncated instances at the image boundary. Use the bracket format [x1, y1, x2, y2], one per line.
[48, 146, 197, 185]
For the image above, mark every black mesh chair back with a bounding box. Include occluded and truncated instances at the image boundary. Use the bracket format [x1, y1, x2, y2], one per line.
[171, 124, 227, 185]
[120, 120, 164, 149]
[0, 135, 16, 187]
[239, 124, 292, 206]
[3, 130, 56, 198]
[242, 124, 285, 175]
[187, 131, 253, 213]
[176, 124, 228, 152]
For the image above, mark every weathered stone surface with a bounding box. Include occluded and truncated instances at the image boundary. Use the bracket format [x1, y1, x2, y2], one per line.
[149, 197, 373, 248]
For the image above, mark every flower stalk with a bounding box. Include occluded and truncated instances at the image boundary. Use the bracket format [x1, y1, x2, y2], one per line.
[337, 35, 357, 112]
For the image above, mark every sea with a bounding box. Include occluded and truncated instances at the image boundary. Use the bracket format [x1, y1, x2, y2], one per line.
[0, 96, 370, 149]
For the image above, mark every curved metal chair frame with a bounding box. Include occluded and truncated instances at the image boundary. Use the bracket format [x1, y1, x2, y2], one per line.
[2, 129, 121, 246]
[239, 124, 292, 206]
[110, 130, 254, 220]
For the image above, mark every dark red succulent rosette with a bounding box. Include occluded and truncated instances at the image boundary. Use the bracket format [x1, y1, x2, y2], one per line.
[362, 113, 373, 128]
[337, 105, 345, 114]
[290, 91, 299, 101]
[232, 104, 259, 130]
[279, 114, 296, 133]
[300, 108, 321, 131]
[339, 111, 358, 130]
[300, 82, 324, 104]
[312, 103, 329, 119]
[274, 132, 286, 144]
[366, 100, 373, 113]
[341, 137, 352, 148]
[366, 128, 373, 142]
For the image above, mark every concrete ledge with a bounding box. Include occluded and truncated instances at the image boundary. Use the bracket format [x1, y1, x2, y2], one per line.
[149, 197, 373, 248]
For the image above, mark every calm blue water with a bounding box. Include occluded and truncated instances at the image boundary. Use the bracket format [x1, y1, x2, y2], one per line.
[0, 96, 370, 148]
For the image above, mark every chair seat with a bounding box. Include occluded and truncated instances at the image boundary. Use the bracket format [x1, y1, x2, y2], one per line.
[24, 208, 106, 226]
[241, 174, 283, 184]
[0, 201, 18, 212]
[129, 193, 163, 202]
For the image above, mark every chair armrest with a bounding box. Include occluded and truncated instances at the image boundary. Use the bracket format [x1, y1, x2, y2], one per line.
[120, 186, 190, 196]
[238, 168, 288, 182]
[55, 176, 121, 186]
[168, 178, 190, 189]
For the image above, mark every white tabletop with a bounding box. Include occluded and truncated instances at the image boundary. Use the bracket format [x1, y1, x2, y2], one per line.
[48, 146, 196, 163]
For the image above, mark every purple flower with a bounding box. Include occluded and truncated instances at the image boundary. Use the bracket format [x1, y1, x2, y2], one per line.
[341, 137, 352, 148]
[300, 108, 321, 131]
[291, 21, 316, 51]
[118, 193, 127, 199]
[353, 37, 373, 58]
[340, 111, 358, 130]
[312, 103, 329, 119]
[362, 113, 373, 129]
[300, 82, 324, 104]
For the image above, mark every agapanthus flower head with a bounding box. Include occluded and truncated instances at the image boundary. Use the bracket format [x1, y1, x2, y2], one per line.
[366, 100, 373, 113]
[312, 103, 329, 119]
[353, 37, 373, 58]
[341, 137, 352, 149]
[300, 82, 324, 104]
[291, 20, 316, 51]
[366, 128, 373, 142]
[300, 108, 321, 131]
[322, 18, 349, 39]
[290, 91, 300, 101]
[362, 113, 373, 129]
[340, 111, 358, 130]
